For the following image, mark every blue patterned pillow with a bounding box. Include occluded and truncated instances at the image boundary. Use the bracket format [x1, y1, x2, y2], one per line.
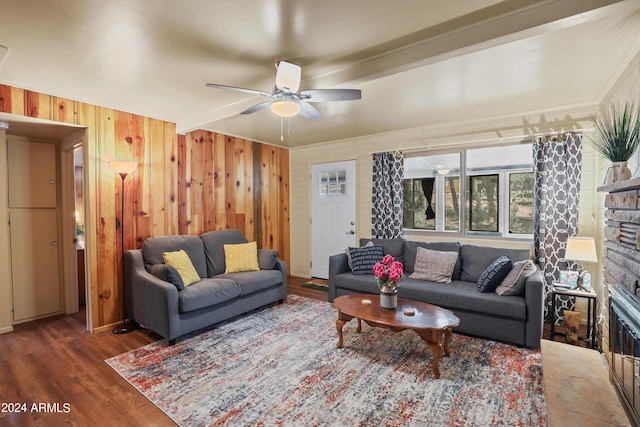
[477, 256, 513, 293]
[348, 245, 384, 275]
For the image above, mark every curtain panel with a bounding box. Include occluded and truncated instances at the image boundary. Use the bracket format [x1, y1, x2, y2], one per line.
[372, 151, 404, 239]
[533, 132, 582, 323]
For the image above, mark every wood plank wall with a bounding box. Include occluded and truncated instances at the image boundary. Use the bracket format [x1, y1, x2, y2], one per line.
[0, 84, 290, 330]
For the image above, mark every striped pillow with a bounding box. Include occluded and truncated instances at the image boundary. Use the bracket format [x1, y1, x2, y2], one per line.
[477, 256, 513, 293]
[348, 245, 384, 275]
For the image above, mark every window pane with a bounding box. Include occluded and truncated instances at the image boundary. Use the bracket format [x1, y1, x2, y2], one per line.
[444, 177, 460, 231]
[403, 180, 414, 228]
[509, 172, 534, 234]
[318, 170, 346, 195]
[401, 179, 435, 229]
[468, 174, 499, 232]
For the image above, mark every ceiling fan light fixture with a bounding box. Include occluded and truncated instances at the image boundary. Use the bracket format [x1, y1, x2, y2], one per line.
[270, 98, 301, 117]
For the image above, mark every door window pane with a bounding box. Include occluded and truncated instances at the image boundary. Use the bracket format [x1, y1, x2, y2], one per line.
[318, 170, 346, 195]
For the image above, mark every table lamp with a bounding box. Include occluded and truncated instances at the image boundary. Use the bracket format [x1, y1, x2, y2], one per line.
[564, 237, 598, 291]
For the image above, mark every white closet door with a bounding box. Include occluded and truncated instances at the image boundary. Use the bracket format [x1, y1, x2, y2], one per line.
[8, 140, 57, 208]
[10, 209, 61, 321]
[7, 139, 61, 322]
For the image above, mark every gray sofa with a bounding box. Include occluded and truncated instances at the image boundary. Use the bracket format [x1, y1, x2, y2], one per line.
[329, 238, 544, 348]
[124, 229, 287, 345]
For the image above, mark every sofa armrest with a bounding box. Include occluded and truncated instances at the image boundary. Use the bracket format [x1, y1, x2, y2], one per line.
[524, 267, 544, 348]
[124, 250, 181, 341]
[328, 252, 350, 302]
[274, 258, 288, 290]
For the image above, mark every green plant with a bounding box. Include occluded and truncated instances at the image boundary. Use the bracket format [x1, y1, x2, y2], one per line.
[593, 102, 640, 162]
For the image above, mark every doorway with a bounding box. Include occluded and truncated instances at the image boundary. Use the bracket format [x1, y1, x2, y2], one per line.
[310, 160, 357, 279]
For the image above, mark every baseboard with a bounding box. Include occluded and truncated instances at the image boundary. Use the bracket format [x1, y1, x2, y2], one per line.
[93, 319, 131, 334]
[0, 325, 14, 334]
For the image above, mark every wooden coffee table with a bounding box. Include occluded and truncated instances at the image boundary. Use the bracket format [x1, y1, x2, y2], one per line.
[333, 293, 460, 379]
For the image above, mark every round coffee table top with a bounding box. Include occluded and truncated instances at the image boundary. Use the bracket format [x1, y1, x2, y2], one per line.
[333, 293, 460, 331]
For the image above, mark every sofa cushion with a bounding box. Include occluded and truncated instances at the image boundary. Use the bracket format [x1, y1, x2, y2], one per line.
[149, 263, 185, 291]
[201, 229, 248, 277]
[496, 260, 537, 296]
[163, 249, 201, 286]
[399, 279, 526, 320]
[477, 256, 512, 293]
[178, 278, 241, 313]
[460, 244, 530, 283]
[359, 238, 405, 265]
[348, 245, 384, 275]
[141, 235, 207, 278]
[334, 273, 379, 295]
[403, 241, 461, 279]
[217, 270, 283, 295]
[409, 247, 458, 283]
[258, 249, 277, 270]
[224, 241, 260, 273]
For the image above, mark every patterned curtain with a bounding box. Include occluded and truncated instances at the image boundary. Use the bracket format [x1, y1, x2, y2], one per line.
[533, 132, 582, 323]
[372, 151, 404, 239]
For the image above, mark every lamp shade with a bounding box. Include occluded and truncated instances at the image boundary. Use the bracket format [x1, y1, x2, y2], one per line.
[109, 159, 137, 175]
[565, 237, 598, 263]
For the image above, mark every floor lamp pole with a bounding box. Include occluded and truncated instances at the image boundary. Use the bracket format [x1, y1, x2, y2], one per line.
[110, 160, 137, 335]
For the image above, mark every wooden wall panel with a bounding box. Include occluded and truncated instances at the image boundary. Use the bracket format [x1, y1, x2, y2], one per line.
[26, 90, 52, 119]
[96, 107, 117, 326]
[0, 85, 25, 114]
[0, 84, 290, 330]
[53, 97, 76, 124]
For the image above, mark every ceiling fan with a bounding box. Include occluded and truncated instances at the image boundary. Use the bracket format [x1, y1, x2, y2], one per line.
[205, 60, 361, 120]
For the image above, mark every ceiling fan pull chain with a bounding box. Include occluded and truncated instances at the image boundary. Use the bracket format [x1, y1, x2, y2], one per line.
[288, 117, 292, 137]
[280, 116, 284, 142]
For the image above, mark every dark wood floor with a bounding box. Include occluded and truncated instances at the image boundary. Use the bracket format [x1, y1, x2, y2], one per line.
[0, 276, 583, 426]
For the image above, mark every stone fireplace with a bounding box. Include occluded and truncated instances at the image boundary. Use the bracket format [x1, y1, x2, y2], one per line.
[601, 176, 640, 426]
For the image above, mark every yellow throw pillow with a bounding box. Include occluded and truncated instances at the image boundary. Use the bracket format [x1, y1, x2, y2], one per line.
[224, 241, 260, 273]
[163, 250, 200, 287]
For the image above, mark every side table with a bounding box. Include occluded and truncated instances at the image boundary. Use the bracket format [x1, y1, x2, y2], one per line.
[550, 285, 598, 349]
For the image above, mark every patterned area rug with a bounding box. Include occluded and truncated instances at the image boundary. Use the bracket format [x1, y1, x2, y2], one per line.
[106, 295, 546, 426]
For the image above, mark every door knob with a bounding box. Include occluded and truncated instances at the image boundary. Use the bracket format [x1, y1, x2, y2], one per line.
[50, 241, 57, 246]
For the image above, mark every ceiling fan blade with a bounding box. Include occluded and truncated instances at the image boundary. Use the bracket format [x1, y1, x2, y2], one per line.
[298, 101, 322, 121]
[299, 89, 361, 102]
[205, 83, 270, 97]
[240, 101, 272, 115]
[275, 61, 301, 93]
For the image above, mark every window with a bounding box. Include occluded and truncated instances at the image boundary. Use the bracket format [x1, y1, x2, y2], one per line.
[404, 153, 460, 231]
[509, 172, 534, 234]
[403, 144, 533, 237]
[318, 170, 346, 195]
[468, 174, 499, 232]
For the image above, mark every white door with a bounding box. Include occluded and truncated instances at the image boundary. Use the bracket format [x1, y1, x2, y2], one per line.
[311, 160, 357, 279]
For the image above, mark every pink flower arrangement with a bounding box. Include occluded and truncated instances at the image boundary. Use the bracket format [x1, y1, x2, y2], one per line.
[373, 254, 404, 290]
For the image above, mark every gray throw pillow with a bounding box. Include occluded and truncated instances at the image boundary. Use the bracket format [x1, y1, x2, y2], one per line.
[258, 249, 277, 270]
[348, 245, 384, 275]
[409, 247, 458, 283]
[477, 256, 513, 293]
[149, 263, 185, 291]
[496, 260, 537, 296]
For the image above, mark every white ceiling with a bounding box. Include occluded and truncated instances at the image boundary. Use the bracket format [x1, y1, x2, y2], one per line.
[1, 0, 639, 147]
